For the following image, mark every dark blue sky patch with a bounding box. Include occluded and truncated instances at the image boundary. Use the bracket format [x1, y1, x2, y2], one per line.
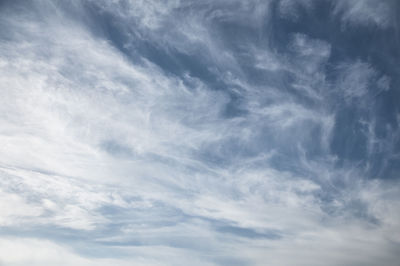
[216, 225, 282, 240]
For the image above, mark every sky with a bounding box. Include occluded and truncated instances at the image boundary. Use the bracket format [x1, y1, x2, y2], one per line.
[0, 0, 400, 265]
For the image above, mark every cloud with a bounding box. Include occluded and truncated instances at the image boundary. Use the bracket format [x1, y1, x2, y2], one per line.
[0, 0, 399, 265]
[0, 237, 214, 266]
[334, 60, 383, 102]
[277, 0, 397, 29]
[333, 0, 395, 28]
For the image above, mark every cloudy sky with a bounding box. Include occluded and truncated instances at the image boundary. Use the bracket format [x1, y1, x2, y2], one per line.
[1, 0, 400, 265]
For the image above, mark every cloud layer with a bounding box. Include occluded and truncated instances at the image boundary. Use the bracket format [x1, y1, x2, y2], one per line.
[1, 0, 400, 265]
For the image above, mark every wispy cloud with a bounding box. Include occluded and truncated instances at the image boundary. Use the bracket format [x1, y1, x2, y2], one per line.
[0, 0, 399, 265]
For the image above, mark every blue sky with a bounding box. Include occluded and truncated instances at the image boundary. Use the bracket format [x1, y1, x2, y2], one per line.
[0, 0, 400, 265]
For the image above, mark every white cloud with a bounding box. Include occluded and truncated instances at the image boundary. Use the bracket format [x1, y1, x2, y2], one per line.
[278, 0, 396, 29]
[333, 0, 395, 28]
[0, 0, 399, 265]
[278, 0, 314, 21]
[0, 237, 200, 266]
[334, 60, 391, 104]
[0, 189, 43, 226]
